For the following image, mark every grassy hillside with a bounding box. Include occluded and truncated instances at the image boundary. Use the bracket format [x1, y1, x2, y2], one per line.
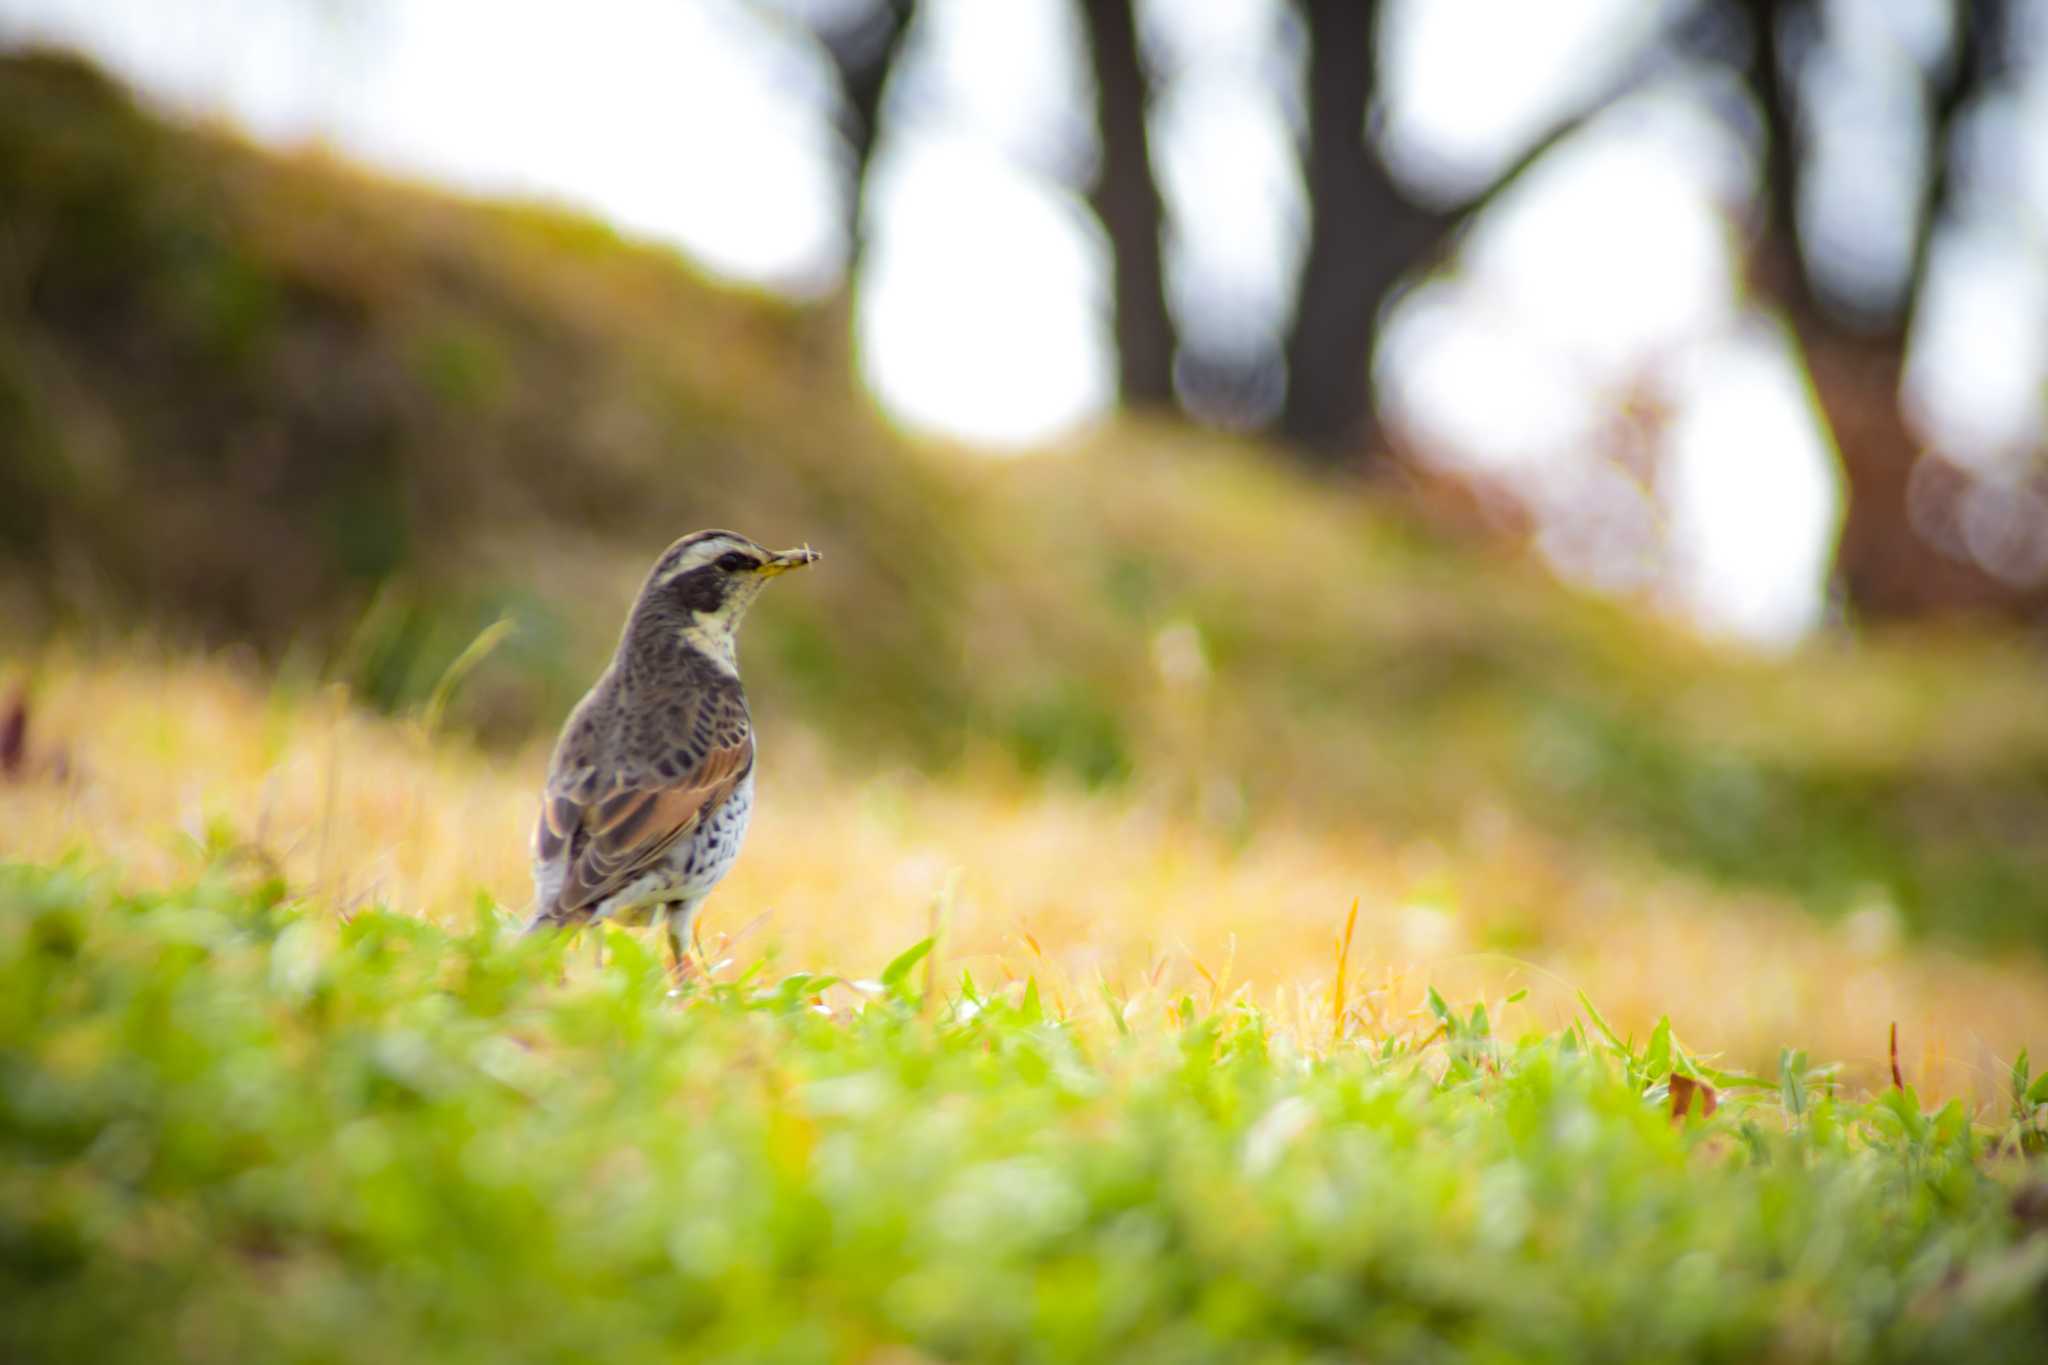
[4, 48, 2048, 962]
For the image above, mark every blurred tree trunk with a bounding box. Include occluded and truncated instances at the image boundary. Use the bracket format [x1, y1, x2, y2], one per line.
[1278, 2, 1675, 466]
[1080, 0, 1177, 407]
[816, 0, 915, 270]
[1281, 0, 1441, 463]
[1740, 0, 2045, 617]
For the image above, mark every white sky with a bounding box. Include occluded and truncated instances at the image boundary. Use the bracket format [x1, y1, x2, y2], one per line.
[4, 0, 2044, 643]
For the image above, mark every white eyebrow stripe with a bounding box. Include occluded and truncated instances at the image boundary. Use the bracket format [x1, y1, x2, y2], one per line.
[658, 535, 757, 580]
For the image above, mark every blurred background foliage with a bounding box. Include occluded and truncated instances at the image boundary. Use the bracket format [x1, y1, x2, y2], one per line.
[3, 50, 2047, 956]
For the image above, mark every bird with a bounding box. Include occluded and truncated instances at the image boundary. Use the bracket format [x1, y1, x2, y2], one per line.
[524, 529, 818, 975]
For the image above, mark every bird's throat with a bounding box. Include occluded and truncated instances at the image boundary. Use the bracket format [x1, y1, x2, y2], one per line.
[678, 615, 740, 675]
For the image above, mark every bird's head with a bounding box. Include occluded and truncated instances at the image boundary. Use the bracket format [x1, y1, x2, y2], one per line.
[635, 529, 819, 671]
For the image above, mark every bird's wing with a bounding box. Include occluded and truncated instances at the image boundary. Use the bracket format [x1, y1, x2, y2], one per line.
[530, 689, 753, 925]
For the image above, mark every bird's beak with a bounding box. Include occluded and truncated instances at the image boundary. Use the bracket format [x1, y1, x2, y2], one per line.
[757, 545, 820, 577]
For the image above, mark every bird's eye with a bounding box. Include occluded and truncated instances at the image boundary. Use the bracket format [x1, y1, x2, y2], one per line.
[716, 551, 757, 573]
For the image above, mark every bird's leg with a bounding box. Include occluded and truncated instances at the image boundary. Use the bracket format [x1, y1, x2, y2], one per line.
[664, 903, 694, 989]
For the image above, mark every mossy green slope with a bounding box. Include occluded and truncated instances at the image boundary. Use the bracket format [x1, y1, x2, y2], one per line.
[4, 51, 2047, 949]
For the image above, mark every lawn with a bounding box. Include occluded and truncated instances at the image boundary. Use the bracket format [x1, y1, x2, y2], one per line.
[3, 858, 2046, 1362]
[4, 653, 2048, 1360]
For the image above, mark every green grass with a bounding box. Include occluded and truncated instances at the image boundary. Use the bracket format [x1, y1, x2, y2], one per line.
[5, 860, 2046, 1362]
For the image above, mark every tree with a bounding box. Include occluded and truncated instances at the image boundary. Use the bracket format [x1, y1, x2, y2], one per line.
[1078, 0, 1176, 407]
[800, 0, 1179, 408]
[1737, 0, 2046, 616]
[810, 0, 916, 271]
[799, 0, 2045, 620]
[1281, 0, 1436, 460]
[1275, 0, 2044, 616]
[1277, 1, 1676, 467]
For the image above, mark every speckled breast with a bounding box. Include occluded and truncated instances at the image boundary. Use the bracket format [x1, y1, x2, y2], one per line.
[665, 767, 755, 903]
[593, 768, 755, 927]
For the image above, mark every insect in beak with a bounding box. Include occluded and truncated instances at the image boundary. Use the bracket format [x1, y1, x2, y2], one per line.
[757, 546, 820, 577]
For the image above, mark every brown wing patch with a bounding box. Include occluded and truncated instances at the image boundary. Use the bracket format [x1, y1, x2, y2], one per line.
[545, 734, 753, 920]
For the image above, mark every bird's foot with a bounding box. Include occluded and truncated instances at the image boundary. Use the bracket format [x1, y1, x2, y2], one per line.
[664, 940, 709, 999]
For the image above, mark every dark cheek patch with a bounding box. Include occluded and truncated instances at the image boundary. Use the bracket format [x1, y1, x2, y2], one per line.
[670, 567, 727, 615]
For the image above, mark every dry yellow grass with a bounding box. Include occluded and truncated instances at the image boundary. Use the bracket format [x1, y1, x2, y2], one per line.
[7, 647, 2046, 1109]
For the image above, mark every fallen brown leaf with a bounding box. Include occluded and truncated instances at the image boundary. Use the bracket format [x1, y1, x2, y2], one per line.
[1671, 1072, 1718, 1122]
